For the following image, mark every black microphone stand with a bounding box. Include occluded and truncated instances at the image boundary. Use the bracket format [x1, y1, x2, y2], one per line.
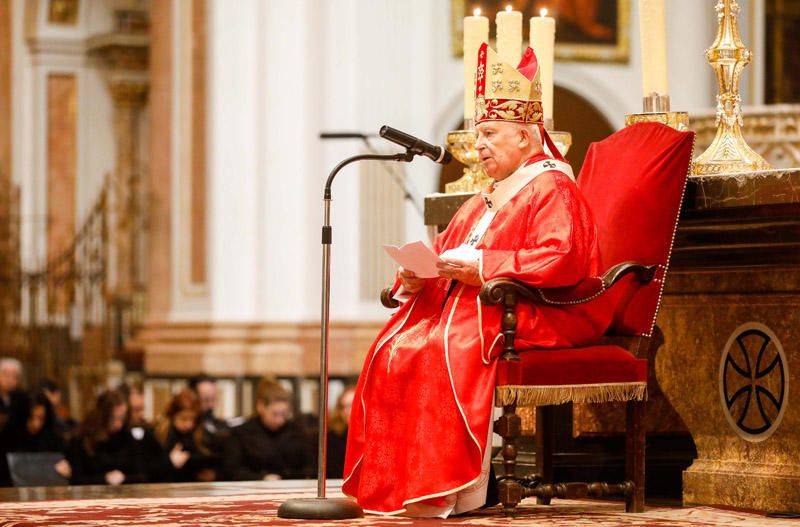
[360, 137, 425, 218]
[320, 131, 424, 218]
[278, 149, 415, 520]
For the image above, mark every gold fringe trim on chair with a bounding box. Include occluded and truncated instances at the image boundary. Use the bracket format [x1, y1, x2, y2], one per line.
[496, 382, 647, 407]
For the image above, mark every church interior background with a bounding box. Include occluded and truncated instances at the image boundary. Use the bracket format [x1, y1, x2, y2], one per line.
[1, 0, 799, 515]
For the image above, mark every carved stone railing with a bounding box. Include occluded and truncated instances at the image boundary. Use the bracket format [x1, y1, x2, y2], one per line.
[690, 104, 800, 169]
[0, 176, 147, 417]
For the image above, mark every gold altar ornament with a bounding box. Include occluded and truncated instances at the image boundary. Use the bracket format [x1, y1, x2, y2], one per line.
[445, 130, 493, 193]
[692, 0, 771, 176]
[625, 109, 689, 131]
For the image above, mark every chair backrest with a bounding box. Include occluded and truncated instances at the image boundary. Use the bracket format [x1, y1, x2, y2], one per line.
[6, 452, 69, 487]
[577, 122, 695, 337]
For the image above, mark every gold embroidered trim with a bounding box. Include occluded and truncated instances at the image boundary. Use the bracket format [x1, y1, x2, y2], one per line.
[495, 382, 647, 407]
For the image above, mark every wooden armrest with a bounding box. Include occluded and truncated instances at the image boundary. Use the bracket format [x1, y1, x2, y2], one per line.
[480, 261, 658, 307]
[380, 286, 400, 309]
[479, 278, 542, 306]
[601, 262, 657, 289]
[478, 262, 659, 363]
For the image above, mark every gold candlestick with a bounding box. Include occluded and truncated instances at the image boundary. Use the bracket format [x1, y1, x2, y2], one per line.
[625, 93, 689, 130]
[691, 0, 770, 176]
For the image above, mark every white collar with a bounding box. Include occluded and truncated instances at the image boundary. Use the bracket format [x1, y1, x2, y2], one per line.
[480, 158, 574, 211]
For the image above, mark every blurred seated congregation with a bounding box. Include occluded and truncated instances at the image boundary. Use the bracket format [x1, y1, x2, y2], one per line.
[0, 0, 799, 518]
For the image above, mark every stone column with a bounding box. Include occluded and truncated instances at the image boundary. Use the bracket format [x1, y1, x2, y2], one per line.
[108, 81, 147, 299]
[0, 0, 17, 355]
[0, 0, 10, 187]
[88, 30, 149, 304]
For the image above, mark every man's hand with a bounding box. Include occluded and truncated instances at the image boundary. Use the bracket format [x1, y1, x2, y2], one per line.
[436, 258, 482, 286]
[398, 267, 426, 294]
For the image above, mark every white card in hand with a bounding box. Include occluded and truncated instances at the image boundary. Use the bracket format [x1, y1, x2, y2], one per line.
[383, 241, 442, 279]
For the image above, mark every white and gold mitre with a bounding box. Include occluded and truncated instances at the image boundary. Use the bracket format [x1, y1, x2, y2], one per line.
[474, 42, 543, 125]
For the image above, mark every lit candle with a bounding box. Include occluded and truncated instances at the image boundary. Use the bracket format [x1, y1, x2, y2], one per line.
[529, 8, 555, 122]
[496, 5, 523, 65]
[639, 0, 668, 97]
[464, 8, 489, 122]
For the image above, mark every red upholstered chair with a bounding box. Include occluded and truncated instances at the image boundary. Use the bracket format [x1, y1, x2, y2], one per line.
[480, 122, 695, 514]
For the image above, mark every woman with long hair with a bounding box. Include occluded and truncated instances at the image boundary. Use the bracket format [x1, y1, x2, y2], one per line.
[6, 391, 72, 480]
[67, 389, 147, 485]
[154, 388, 218, 482]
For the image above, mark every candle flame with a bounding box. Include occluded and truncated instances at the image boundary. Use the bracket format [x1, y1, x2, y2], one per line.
[505, 5, 512, 11]
[540, 7, 548, 17]
[473, 7, 481, 16]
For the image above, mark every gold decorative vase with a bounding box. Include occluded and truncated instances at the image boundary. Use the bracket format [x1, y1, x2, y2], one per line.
[444, 130, 492, 193]
[691, 0, 771, 176]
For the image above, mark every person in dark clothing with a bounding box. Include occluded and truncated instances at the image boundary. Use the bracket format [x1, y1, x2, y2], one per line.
[187, 374, 229, 467]
[67, 390, 147, 486]
[327, 385, 355, 479]
[0, 358, 26, 433]
[0, 358, 29, 486]
[39, 379, 77, 439]
[6, 392, 72, 481]
[225, 377, 310, 480]
[120, 383, 171, 483]
[188, 374, 229, 437]
[155, 388, 219, 482]
[8, 393, 67, 453]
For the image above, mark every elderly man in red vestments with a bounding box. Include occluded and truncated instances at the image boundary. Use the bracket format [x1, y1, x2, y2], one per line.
[342, 43, 611, 517]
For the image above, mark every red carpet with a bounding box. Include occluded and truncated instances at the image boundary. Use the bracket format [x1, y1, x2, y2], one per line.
[0, 490, 792, 526]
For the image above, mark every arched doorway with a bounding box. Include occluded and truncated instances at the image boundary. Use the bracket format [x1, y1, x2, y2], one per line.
[438, 85, 614, 191]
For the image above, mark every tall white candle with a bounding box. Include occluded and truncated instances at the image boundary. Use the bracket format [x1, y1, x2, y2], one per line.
[639, 0, 668, 97]
[463, 9, 490, 122]
[529, 9, 555, 122]
[496, 5, 523, 65]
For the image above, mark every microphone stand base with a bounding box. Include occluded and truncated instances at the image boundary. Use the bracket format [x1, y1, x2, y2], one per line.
[277, 497, 364, 519]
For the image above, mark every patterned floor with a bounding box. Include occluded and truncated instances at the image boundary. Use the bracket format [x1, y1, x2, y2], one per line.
[0, 484, 795, 527]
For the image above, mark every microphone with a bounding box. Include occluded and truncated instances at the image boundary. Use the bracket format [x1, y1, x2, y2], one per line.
[379, 126, 452, 165]
[319, 132, 376, 140]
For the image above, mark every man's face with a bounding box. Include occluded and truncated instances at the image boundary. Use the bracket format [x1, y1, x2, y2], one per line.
[0, 365, 20, 394]
[128, 392, 146, 426]
[475, 122, 528, 181]
[340, 390, 355, 425]
[257, 400, 290, 432]
[196, 381, 217, 414]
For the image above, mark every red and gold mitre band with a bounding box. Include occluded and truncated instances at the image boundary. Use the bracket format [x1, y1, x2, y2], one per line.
[475, 97, 543, 125]
[474, 43, 543, 125]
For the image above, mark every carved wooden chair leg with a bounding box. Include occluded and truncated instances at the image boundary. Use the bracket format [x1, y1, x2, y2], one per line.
[535, 405, 555, 505]
[494, 402, 522, 515]
[625, 399, 646, 512]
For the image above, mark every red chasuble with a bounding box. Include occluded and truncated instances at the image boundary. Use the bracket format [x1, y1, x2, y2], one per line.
[342, 153, 611, 515]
